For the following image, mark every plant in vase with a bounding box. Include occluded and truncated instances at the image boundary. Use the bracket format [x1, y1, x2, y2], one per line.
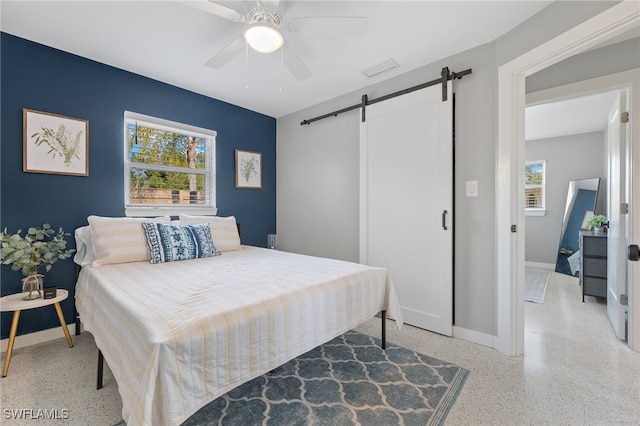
[586, 214, 608, 233]
[0, 224, 75, 300]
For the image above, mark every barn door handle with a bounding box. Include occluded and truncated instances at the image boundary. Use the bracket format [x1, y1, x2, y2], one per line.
[442, 210, 448, 230]
[629, 244, 640, 262]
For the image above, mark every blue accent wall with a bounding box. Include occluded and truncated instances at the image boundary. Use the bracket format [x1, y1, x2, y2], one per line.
[0, 33, 276, 339]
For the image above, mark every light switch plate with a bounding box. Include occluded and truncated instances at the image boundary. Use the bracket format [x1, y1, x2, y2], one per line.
[466, 180, 478, 197]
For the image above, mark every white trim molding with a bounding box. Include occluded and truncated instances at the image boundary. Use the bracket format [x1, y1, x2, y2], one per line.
[453, 326, 495, 349]
[1, 323, 77, 354]
[525, 261, 555, 271]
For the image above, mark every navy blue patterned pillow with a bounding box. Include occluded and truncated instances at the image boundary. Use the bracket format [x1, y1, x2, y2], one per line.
[141, 222, 220, 264]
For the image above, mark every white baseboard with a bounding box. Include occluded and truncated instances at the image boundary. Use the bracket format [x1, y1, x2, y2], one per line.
[1, 323, 78, 354]
[525, 261, 555, 271]
[452, 325, 495, 348]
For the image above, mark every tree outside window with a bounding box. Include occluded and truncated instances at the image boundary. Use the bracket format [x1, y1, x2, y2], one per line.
[525, 160, 545, 211]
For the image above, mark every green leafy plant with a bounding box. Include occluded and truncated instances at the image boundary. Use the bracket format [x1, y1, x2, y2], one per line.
[31, 125, 83, 168]
[239, 156, 258, 183]
[0, 224, 75, 276]
[587, 214, 607, 229]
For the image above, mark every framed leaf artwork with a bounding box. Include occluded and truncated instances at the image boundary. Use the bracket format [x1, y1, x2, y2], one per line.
[23, 108, 89, 176]
[235, 149, 261, 189]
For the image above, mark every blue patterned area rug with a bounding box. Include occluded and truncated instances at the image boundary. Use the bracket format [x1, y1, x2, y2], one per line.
[179, 330, 469, 426]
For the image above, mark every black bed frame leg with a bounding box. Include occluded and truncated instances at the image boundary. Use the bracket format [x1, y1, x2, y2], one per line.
[74, 312, 81, 336]
[74, 264, 82, 336]
[381, 310, 386, 350]
[97, 350, 104, 390]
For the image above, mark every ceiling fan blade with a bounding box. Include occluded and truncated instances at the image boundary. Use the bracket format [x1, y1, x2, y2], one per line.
[283, 42, 311, 81]
[205, 36, 244, 68]
[285, 17, 367, 36]
[183, 1, 245, 22]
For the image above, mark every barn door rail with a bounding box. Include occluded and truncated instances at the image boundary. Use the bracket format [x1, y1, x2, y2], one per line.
[300, 66, 471, 126]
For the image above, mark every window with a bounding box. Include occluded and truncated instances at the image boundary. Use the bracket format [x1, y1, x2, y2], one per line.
[525, 160, 545, 216]
[124, 111, 217, 217]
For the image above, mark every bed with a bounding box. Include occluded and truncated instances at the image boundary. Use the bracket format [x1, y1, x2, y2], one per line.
[74, 215, 403, 425]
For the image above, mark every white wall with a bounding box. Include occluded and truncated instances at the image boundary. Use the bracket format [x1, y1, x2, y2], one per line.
[276, 1, 623, 338]
[525, 132, 605, 265]
[277, 110, 360, 262]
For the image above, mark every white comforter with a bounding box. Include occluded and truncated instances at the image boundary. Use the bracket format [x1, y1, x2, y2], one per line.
[75, 246, 402, 425]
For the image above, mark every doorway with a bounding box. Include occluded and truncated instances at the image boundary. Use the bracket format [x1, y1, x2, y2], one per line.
[524, 85, 629, 343]
[495, 2, 640, 356]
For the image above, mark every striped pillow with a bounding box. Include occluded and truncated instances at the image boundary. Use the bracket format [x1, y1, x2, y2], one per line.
[178, 215, 241, 251]
[88, 215, 171, 266]
[141, 222, 220, 264]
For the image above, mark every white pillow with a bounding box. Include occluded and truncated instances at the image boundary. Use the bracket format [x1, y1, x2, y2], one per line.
[178, 214, 241, 251]
[87, 215, 170, 266]
[73, 226, 95, 267]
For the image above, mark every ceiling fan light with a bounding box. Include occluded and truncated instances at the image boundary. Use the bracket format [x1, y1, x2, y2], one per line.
[244, 25, 283, 53]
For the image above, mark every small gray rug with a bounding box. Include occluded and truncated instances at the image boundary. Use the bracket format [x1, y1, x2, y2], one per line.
[177, 330, 469, 426]
[525, 269, 551, 303]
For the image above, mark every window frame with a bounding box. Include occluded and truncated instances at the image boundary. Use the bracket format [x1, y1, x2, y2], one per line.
[124, 111, 217, 217]
[524, 159, 546, 216]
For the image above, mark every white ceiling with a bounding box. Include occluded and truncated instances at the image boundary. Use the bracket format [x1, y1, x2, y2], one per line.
[525, 90, 621, 141]
[0, 0, 554, 118]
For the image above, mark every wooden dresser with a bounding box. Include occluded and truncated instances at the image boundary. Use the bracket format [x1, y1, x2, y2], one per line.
[579, 230, 607, 302]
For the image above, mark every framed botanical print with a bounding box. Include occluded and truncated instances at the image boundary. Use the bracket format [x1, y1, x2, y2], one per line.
[235, 149, 261, 189]
[23, 109, 89, 176]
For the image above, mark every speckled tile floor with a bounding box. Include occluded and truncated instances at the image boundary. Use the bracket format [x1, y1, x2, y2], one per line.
[1, 271, 638, 425]
[357, 271, 640, 425]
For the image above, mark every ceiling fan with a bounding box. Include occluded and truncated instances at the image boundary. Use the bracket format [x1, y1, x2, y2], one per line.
[185, 0, 368, 81]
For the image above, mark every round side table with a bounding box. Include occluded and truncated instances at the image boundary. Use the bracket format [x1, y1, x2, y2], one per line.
[0, 289, 74, 377]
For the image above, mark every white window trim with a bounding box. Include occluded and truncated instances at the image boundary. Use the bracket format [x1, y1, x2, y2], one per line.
[525, 209, 546, 217]
[524, 160, 546, 216]
[124, 111, 217, 217]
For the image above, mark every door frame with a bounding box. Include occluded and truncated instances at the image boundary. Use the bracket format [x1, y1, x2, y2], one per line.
[496, 2, 640, 356]
[526, 71, 638, 340]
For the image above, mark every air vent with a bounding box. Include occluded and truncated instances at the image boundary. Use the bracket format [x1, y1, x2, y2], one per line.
[362, 58, 400, 78]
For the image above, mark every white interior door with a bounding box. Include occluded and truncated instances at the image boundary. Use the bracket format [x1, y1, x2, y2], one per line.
[607, 91, 627, 340]
[360, 84, 453, 336]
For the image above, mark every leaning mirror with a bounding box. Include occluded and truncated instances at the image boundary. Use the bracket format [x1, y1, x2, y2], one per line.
[555, 177, 601, 276]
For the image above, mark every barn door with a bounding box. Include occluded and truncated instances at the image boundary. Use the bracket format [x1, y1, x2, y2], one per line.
[360, 83, 453, 336]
